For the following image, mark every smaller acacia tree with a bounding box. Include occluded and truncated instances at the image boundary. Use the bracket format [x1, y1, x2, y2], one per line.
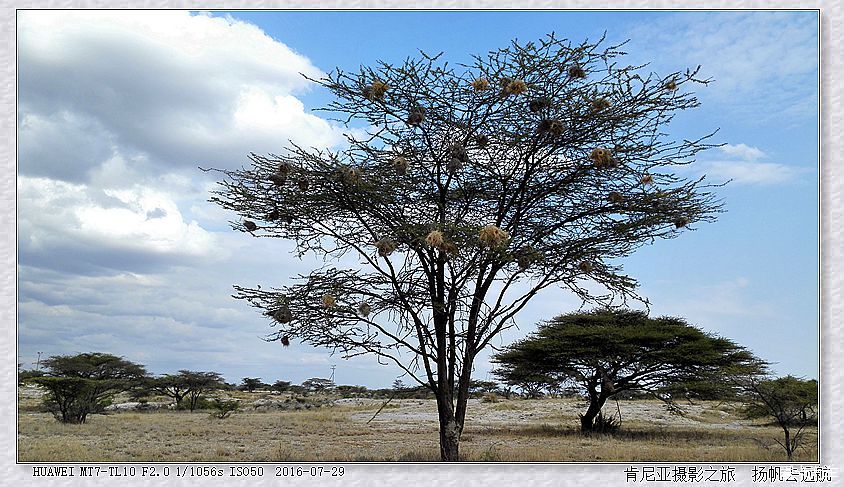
[153, 370, 226, 411]
[32, 353, 147, 424]
[302, 377, 336, 394]
[742, 376, 818, 461]
[492, 309, 765, 433]
[239, 377, 267, 393]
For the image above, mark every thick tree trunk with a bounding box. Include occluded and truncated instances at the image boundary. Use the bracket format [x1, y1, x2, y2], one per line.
[783, 427, 793, 461]
[436, 395, 463, 461]
[580, 394, 607, 434]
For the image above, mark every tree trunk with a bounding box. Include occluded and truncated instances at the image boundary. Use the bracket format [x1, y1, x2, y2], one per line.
[436, 395, 463, 461]
[783, 427, 793, 461]
[580, 394, 607, 434]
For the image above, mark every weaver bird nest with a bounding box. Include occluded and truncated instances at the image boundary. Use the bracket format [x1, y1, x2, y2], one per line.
[391, 156, 409, 175]
[272, 304, 293, 324]
[475, 134, 489, 148]
[471, 78, 490, 91]
[538, 119, 566, 136]
[640, 174, 655, 186]
[590, 97, 611, 112]
[363, 81, 389, 101]
[358, 302, 372, 318]
[514, 245, 542, 271]
[528, 97, 552, 113]
[268, 173, 286, 186]
[425, 230, 446, 248]
[297, 177, 310, 191]
[579, 261, 594, 273]
[322, 294, 336, 309]
[503, 79, 528, 96]
[674, 217, 690, 228]
[339, 166, 362, 186]
[568, 64, 587, 79]
[243, 220, 258, 232]
[607, 191, 624, 204]
[374, 238, 399, 257]
[406, 107, 426, 126]
[479, 225, 510, 248]
[664, 79, 678, 91]
[589, 148, 616, 169]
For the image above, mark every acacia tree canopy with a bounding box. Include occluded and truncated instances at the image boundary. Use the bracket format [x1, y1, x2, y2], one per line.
[492, 309, 765, 433]
[208, 34, 722, 460]
[32, 352, 147, 424]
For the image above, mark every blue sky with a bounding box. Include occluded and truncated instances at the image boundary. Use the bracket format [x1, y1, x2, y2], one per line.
[16, 10, 819, 388]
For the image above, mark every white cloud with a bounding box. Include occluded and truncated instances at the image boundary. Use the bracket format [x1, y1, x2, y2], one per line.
[17, 10, 349, 180]
[694, 143, 808, 185]
[626, 12, 818, 122]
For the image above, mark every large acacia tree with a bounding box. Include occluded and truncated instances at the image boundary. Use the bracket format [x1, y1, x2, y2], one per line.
[492, 309, 765, 433]
[209, 34, 721, 461]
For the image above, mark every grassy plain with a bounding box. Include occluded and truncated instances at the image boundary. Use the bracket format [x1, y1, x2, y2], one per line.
[17, 388, 817, 462]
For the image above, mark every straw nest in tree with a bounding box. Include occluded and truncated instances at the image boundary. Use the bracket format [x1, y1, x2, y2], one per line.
[406, 107, 426, 126]
[514, 245, 541, 271]
[475, 134, 489, 148]
[243, 220, 258, 232]
[538, 119, 566, 136]
[280, 336, 290, 347]
[640, 174, 655, 186]
[425, 230, 446, 248]
[297, 177, 310, 191]
[322, 294, 336, 309]
[358, 302, 372, 318]
[450, 143, 469, 163]
[447, 158, 463, 175]
[479, 225, 510, 248]
[440, 242, 459, 257]
[589, 148, 616, 169]
[674, 217, 690, 228]
[374, 238, 398, 257]
[392, 156, 409, 175]
[277, 162, 292, 175]
[664, 79, 678, 91]
[339, 166, 361, 185]
[363, 81, 389, 101]
[503, 79, 528, 96]
[608, 191, 624, 204]
[568, 64, 587, 79]
[590, 97, 611, 112]
[579, 261, 594, 273]
[268, 173, 286, 186]
[471, 78, 490, 91]
[266, 209, 280, 221]
[272, 304, 293, 324]
[528, 97, 552, 113]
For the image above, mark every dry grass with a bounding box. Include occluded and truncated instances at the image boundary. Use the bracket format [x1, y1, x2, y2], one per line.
[17, 390, 818, 463]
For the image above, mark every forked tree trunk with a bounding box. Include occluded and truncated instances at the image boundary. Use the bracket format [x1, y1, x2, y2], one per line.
[580, 394, 608, 434]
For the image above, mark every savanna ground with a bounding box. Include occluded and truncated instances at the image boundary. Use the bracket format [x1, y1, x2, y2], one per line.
[17, 386, 817, 462]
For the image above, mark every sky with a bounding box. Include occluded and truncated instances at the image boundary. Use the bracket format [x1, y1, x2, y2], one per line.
[16, 10, 819, 388]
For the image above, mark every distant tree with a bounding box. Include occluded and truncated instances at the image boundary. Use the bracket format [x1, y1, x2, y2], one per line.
[336, 385, 368, 397]
[272, 380, 292, 393]
[153, 371, 226, 411]
[209, 34, 720, 460]
[492, 359, 555, 399]
[742, 376, 818, 461]
[302, 377, 335, 394]
[31, 353, 147, 424]
[392, 379, 408, 391]
[493, 309, 765, 433]
[239, 377, 267, 393]
[18, 368, 44, 385]
[468, 380, 500, 395]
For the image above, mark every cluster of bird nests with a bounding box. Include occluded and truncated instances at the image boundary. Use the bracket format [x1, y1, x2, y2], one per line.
[374, 238, 399, 257]
[589, 148, 617, 169]
[448, 143, 470, 174]
[479, 224, 510, 249]
[471, 78, 490, 91]
[363, 80, 389, 101]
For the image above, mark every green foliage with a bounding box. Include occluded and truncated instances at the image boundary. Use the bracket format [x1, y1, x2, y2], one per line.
[18, 368, 44, 385]
[209, 399, 239, 419]
[154, 370, 226, 412]
[493, 309, 765, 433]
[31, 353, 147, 424]
[301, 377, 335, 393]
[239, 377, 268, 393]
[741, 376, 817, 461]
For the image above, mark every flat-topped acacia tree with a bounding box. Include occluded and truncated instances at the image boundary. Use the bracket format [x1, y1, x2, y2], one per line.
[209, 34, 721, 461]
